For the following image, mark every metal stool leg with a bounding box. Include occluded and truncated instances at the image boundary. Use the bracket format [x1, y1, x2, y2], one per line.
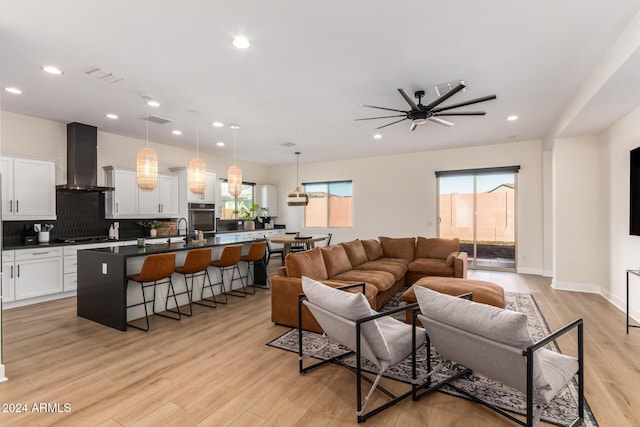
[167, 273, 194, 317]
[126, 280, 150, 331]
[195, 268, 224, 307]
[150, 278, 181, 321]
[225, 264, 250, 298]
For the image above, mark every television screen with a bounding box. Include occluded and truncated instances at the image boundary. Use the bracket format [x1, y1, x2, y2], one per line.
[631, 147, 640, 235]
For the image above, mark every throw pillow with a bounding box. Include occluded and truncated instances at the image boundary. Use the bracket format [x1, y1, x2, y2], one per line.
[379, 236, 416, 261]
[341, 239, 368, 267]
[361, 239, 384, 261]
[415, 237, 460, 260]
[285, 248, 329, 280]
[302, 276, 391, 364]
[413, 285, 533, 348]
[320, 244, 353, 277]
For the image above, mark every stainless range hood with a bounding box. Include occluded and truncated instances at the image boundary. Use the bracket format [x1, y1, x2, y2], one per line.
[56, 122, 114, 192]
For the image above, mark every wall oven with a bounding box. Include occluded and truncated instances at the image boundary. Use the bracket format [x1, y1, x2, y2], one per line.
[188, 202, 216, 233]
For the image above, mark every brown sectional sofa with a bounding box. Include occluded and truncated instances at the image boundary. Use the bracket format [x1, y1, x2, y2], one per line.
[271, 236, 468, 332]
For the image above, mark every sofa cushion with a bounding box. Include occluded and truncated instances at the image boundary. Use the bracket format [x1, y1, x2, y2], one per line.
[320, 244, 353, 277]
[408, 258, 455, 277]
[331, 269, 397, 292]
[301, 276, 391, 363]
[341, 239, 369, 267]
[413, 286, 532, 348]
[379, 236, 416, 261]
[355, 259, 408, 281]
[285, 248, 329, 280]
[361, 239, 384, 261]
[415, 237, 459, 260]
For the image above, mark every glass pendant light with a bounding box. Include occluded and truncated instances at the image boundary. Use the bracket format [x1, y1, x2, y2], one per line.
[188, 118, 206, 194]
[227, 124, 242, 197]
[136, 112, 158, 191]
[287, 152, 309, 206]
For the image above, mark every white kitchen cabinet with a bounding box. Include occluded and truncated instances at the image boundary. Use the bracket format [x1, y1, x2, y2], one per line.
[1, 156, 56, 220]
[170, 167, 217, 219]
[106, 167, 179, 218]
[14, 247, 63, 300]
[104, 167, 138, 218]
[2, 251, 15, 303]
[256, 184, 279, 217]
[63, 241, 121, 292]
[159, 174, 179, 217]
[186, 171, 216, 203]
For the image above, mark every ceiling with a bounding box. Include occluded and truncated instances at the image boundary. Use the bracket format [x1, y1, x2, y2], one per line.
[1, 0, 640, 166]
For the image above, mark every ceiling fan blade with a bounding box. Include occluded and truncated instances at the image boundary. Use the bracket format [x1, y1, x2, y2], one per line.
[355, 114, 406, 121]
[433, 111, 486, 116]
[429, 117, 454, 127]
[422, 82, 466, 111]
[398, 89, 419, 110]
[410, 122, 418, 131]
[361, 104, 407, 113]
[376, 118, 407, 129]
[431, 94, 497, 113]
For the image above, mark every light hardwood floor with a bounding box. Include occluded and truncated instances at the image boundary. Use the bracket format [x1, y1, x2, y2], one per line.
[0, 268, 639, 426]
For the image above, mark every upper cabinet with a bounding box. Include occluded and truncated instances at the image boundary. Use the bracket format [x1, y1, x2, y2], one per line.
[257, 184, 279, 217]
[104, 166, 179, 219]
[170, 167, 217, 219]
[1, 156, 56, 220]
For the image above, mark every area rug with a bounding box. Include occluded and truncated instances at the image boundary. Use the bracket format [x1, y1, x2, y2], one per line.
[267, 291, 598, 427]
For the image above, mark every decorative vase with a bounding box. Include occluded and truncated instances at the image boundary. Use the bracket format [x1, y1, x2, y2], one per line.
[243, 221, 255, 231]
[149, 229, 157, 237]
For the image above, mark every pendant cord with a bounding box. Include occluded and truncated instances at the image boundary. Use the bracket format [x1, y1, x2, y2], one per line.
[145, 111, 149, 148]
[196, 121, 199, 158]
[233, 129, 237, 164]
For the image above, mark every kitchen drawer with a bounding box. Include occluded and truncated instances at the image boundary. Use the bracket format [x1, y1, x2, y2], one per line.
[64, 255, 78, 274]
[15, 247, 63, 261]
[64, 272, 77, 291]
[2, 250, 14, 263]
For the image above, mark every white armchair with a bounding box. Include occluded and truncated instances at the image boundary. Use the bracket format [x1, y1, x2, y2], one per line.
[298, 276, 429, 422]
[412, 286, 584, 427]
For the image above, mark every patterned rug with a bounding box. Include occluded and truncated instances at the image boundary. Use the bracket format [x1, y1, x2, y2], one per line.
[267, 291, 598, 426]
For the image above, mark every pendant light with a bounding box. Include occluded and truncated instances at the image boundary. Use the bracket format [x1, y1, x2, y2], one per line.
[136, 111, 158, 191]
[227, 124, 242, 197]
[287, 151, 309, 206]
[188, 117, 206, 194]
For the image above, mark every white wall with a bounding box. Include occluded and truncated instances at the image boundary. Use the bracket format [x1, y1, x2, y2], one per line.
[551, 136, 606, 293]
[270, 139, 545, 274]
[601, 104, 640, 320]
[0, 111, 271, 186]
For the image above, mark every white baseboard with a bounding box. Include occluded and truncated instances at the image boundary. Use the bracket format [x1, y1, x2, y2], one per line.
[542, 269, 553, 278]
[550, 279, 601, 294]
[516, 267, 544, 275]
[0, 364, 7, 382]
[600, 289, 640, 325]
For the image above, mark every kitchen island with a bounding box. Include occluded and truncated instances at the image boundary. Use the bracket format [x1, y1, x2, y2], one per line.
[77, 235, 266, 331]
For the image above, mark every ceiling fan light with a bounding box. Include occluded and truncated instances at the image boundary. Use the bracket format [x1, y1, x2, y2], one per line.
[287, 186, 309, 206]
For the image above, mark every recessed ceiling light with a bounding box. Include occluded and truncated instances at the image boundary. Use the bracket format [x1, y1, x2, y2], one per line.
[507, 115, 519, 121]
[232, 36, 251, 49]
[172, 130, 182, 135]
[42, 65, 63, 75]
[229, 124, 240, 130]
[216, 141, 225, 147]
[4, 87, 22, 94]
[373, 134, 382, 139]
[106, 113, 118, 119]
[146, 100, 160, 107]
[212, 121, 224, 127]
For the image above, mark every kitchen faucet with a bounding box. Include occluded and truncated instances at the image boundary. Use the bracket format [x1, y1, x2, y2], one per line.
[177, 217, 188, 236]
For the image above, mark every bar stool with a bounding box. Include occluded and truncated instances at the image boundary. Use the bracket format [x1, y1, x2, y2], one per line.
[240, 240, 270, 290]
[208, 244, 245, 300]
[172, 247, 214, 314]
[126, 252, 178, 331]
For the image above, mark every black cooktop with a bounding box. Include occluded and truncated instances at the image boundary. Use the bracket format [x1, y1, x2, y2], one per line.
[55, 235, 112, 244]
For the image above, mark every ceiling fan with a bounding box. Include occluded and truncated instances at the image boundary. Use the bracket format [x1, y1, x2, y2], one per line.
[356, 82, 497, 131]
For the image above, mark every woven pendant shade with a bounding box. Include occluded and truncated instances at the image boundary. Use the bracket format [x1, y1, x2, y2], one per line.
[136, 146, 158, 191]
[227, 164, 242, 197]
[188, 157, 206, 194]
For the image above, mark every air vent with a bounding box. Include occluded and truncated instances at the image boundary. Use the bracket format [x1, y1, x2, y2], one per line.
[139, 114, 174, 125]
[280, 141, 296, 147]
[86, 67, 124, 83]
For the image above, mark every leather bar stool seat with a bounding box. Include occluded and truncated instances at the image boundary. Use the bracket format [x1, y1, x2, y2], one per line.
[173, 247, 214, 313]
[126, 252, 178, 331]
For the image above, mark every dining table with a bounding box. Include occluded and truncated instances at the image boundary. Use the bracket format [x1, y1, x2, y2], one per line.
[268, 234, 329, 257]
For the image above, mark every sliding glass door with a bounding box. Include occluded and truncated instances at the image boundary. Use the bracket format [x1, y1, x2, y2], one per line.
[437, 168, 517, 271]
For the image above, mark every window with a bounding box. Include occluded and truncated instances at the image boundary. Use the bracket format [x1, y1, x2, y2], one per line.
[303, 180, 352, 228]
[219, 181, 255, 219]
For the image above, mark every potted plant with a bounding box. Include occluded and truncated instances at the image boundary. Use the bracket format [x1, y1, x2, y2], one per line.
[137, 220, 160, 237]
[240, 203, 262, 230]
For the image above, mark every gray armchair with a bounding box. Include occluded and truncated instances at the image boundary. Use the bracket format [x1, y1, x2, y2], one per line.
[412, 286, 584, 427]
